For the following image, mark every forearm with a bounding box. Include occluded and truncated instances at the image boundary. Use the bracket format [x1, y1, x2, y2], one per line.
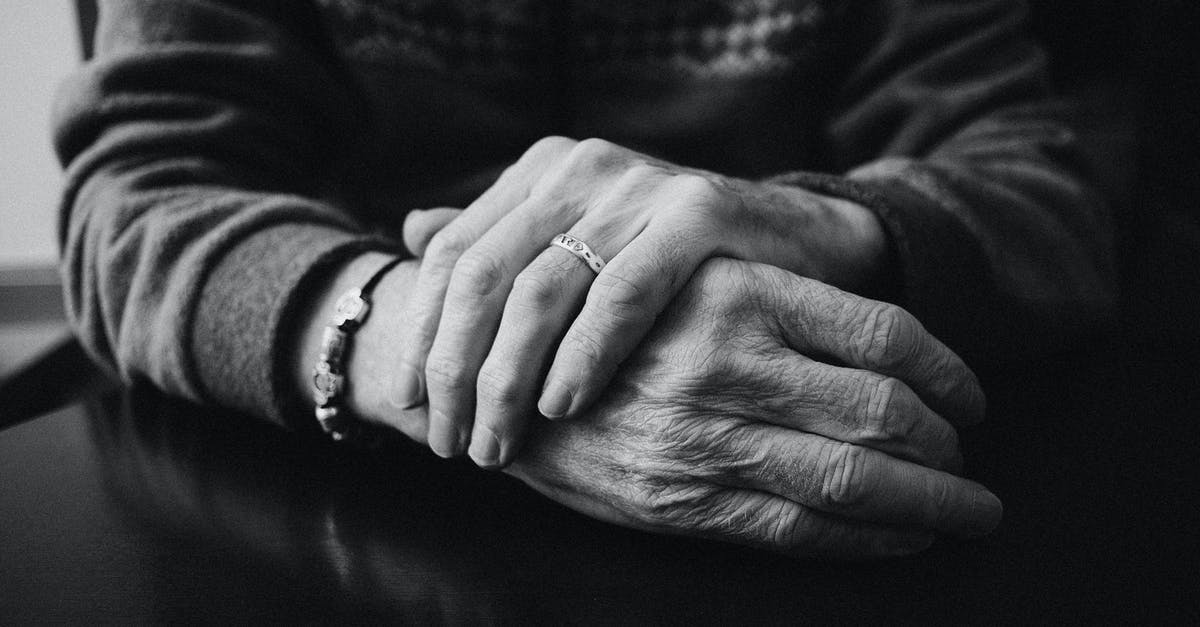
[54, 0, 387, 427]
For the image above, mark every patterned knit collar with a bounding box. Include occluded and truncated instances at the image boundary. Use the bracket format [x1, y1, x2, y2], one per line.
[316, 0, 836, 78]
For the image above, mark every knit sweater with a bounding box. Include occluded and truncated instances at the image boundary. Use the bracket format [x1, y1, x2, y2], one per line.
[54, 0, 1115, 431]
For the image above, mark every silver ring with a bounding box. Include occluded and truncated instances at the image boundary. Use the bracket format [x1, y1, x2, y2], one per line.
[550, 234, 606, 274]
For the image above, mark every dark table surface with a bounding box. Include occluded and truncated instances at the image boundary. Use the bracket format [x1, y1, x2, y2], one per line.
[1, 334, 1197, 624]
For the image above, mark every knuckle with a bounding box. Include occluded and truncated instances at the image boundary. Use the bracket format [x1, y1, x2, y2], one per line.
[425, 228, 472, 267]
[572, 137, 619, 164]
[527, 135, 576, 160]
[590, 270, 656, 324]
[523, 135, 578, 166]
[623, 161, 661, 184]
[563, 326, 606, 371]
[672, 173, 723, 204]
[861, 375, 962, 470]
[500, 137, 575, 191]
[860, 376, 906, 443]
[450, 248, 506, 298]
[670, 174, 731, 225]
[510, 268, 563, 310]
[475, 364, 522, 409]
[608, 162, 663, 200]
[672, 171, 715, 196]
[819, 443, 871, 510]
[858, 302, 917, 370]
[424, 356, 471, 395]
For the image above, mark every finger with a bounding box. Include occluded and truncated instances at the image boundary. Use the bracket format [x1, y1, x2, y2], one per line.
[745, 353, 962, 472]
[390, 137, 576, 414]
[424, 139, 638, 456]
[507, 428, 935, 560]
[540, 197, 721, 420]
[772, 278, 987, 426]
[452, 155, 665, 463]
[403, 208, 463, 257]
[423, 187, 592, 458]
[684, 489, 937, 560]
[724, 423, 1002, 536]
[422, 193, 592, 456]
[426, 139, 678, 457]
[469, 250, 592, 468]
[470, 211, 648, 466]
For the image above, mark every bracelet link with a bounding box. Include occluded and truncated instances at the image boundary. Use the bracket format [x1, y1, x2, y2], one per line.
[318, 327, 348, 364]
[312, 360, 344, 407]
[333, 289, 369, 331]
[315, 406, 349, 440]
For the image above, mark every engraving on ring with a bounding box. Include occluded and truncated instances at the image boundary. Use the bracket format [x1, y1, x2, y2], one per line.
[551, 233, 605, 274]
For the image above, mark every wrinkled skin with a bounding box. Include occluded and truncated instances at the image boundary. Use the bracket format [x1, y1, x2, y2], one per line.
[392, 137, 886, 467]
[504, 258, 1000, 559]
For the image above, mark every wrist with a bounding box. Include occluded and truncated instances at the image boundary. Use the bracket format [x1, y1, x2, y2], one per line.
[813, 191, 889, 291]
[292, 252, 425, 441]
[734, 179, 890, 292]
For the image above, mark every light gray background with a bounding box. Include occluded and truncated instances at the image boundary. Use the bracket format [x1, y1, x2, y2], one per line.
[0, 2, 80, 276]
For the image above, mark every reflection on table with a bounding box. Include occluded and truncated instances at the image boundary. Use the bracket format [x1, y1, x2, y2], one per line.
[1, 337, 1196, 622]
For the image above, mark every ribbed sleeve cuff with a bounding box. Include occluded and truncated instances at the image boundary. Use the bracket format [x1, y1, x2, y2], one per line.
[192, 222, 398, 433]
[768, 166, 993, 357]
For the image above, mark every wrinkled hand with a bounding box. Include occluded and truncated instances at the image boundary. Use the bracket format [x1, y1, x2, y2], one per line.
[505, 258, 998, 559]
[392, 137, 886, 468]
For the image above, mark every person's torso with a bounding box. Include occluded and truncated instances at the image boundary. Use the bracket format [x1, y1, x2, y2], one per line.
[310, 0, 846, 221]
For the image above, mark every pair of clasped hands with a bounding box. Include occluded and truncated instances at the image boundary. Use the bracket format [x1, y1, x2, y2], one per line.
[358, 137, 1001, 558]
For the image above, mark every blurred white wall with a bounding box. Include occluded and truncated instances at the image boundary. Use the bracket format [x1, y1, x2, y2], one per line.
[0, 2, 81, 277]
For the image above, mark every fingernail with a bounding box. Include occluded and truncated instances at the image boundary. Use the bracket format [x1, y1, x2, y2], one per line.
[468, 425, 501, 469]
[427, 411, 457, 458]
[538, 381, 572, 420]
[391, 363, 425, 409]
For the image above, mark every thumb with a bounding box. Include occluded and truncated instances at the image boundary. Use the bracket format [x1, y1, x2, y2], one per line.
[403, 207, 463, 257]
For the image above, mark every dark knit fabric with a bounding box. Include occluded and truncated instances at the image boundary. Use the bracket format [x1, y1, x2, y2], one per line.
[54, 0, 1115, 427]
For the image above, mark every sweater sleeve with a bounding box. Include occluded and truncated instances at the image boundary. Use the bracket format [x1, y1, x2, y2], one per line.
[53, 0, 399, 429]
[775, 0, 1116, 366]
